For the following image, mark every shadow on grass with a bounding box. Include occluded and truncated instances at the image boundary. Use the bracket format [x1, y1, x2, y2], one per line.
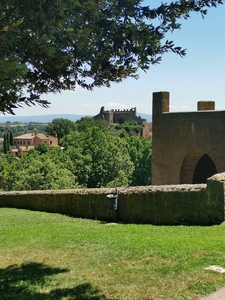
[0, 262, 109, 299]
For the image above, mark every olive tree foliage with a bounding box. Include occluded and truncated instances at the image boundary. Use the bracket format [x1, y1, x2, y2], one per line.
[0, 0, 222, 113]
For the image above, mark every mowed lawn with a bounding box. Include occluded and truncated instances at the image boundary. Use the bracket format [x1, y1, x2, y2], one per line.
[0, 208, 225, 300]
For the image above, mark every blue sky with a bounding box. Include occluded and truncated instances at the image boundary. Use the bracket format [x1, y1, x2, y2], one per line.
[11, 1, 225, 116]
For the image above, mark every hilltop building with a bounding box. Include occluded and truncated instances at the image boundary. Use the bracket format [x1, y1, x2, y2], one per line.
[12, 133, 58, 156]
[94, 106, 144, 124]
[93, 106, 152, 138]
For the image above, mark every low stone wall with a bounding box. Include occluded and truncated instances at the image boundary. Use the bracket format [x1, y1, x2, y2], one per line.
[0, 173, 224, 225]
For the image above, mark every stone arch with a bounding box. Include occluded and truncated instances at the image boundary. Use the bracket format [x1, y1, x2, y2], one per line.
[180, 150, 217, 184]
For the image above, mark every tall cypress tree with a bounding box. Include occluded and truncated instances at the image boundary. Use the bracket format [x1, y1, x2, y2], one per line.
[7, 132, 10, 151]
[9, 131, 13, 146]
[3, 132, 10, 153]
[3, 133, 7, 154]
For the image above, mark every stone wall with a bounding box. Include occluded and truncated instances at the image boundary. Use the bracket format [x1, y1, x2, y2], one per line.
[152, 92, 225, 185]
[0, 173, 224, 225]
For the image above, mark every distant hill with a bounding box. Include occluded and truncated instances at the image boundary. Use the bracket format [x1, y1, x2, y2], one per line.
[0, 113, 152, 124]
[0, 114, 87, 124]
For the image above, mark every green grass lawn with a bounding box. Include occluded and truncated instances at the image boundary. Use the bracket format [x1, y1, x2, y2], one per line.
[0, 208, 225, 300]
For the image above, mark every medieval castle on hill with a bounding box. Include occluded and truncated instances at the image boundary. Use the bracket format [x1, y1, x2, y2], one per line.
[94, 106, 143, 124]
[93, 106, 152, 138]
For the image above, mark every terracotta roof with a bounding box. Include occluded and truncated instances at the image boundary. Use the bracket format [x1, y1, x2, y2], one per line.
[35, 133, 49, 139]
[14, 133, 56, 140]
[14, 133, 36, 139]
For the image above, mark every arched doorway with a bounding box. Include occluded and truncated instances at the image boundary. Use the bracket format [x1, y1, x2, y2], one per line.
[192, 154, 217, 184]
[180, 150, 217, 184]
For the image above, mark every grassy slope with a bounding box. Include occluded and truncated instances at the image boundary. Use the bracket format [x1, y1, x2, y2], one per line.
[0, 208, 225, 300]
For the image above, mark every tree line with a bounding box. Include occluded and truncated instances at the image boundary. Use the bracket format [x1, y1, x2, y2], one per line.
[3, 131, 13, 153]
[0, 124, 47, 139]
[0, 118, 151, 191]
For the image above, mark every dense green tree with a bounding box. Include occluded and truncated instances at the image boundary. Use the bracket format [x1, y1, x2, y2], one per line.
[2, 149, 78, 191]
[0, 0, 222, 113]
[76, 117, 97, 132]
[94, 119, 109, 133]
[0, 153, 16, 182]
[76, 117, 109, 132]
[61, 130, 93, 186]
[82, 127, 109, 187]
[115, 120, 143, 136]
[46, 118, 75, 141]
[1, 116, 152, 190]
[66, 146, 92, 187]
[45, 147, 76, 175]
[34, 142, 51, 155]
[104, 135, 134, 186]
[76, 117, 109, 133]
[139, 138, 152, 185]
[106, 170, 130, 188]
[62, 123, 135, 188]
[127, 137, 152, 185]
[60, 130, 82, 150]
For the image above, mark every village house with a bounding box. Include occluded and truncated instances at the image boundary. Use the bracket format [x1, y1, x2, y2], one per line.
[12, 133, 58, 156]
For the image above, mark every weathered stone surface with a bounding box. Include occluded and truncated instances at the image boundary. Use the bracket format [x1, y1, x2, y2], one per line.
[152, 92, 225, 185]
[0, 174, 223, 225]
